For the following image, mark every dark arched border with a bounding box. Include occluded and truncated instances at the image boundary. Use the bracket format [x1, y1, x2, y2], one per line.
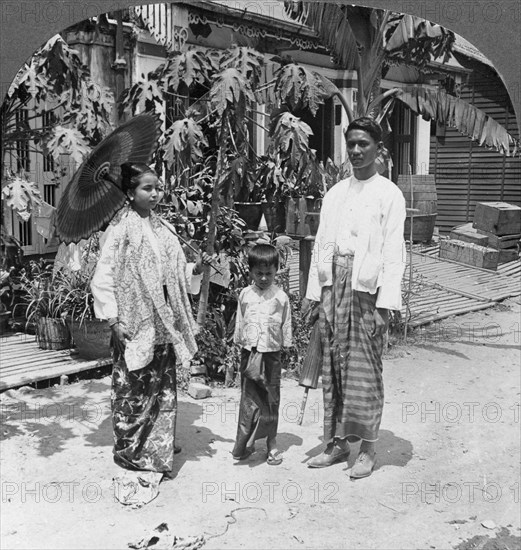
[1, 0, 520, 130]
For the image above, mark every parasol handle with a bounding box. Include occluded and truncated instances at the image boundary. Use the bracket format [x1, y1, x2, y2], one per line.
[158, 218, 223, 275]
[297, 387, 310, 426]
[99, 171, 223, 273]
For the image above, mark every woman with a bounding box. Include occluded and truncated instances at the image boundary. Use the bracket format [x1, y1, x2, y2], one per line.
[91, 162, 208, 475]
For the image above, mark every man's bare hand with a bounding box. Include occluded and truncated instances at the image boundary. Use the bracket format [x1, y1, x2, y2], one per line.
[302, 298, 319, 325]
[372, 308, 389, 337]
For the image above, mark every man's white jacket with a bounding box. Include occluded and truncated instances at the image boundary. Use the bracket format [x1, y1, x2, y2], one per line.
[305, 173, 406, 311]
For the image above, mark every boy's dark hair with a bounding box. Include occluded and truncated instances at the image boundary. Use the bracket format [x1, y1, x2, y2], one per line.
[248, 243, 279, 270]
[120, 162, 156, 194]
[346, 117, 383, 143]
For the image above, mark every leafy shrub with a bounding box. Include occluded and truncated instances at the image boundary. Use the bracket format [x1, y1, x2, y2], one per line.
[281, 292, 313, 379]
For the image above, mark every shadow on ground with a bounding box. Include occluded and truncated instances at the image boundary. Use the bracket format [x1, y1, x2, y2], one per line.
[0, 380, 110, 456]
[300, 429, 413, 470]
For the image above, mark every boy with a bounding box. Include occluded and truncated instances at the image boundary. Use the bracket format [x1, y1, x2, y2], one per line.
[232, 243, 292, 465]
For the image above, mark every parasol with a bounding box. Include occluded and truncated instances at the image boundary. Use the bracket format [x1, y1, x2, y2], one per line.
[55, 114, 223, 274]
[56, 115, 160, 244]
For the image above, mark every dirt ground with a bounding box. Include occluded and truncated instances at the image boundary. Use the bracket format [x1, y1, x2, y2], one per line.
[1, 297, 520, 550]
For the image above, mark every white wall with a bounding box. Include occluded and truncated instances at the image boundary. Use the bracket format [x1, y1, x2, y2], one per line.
[133, 50, 165, 86]
[415, 116, 431, 175]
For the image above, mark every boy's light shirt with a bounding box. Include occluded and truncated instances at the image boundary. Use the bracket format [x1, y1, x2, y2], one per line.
[234, 284, 292, 352]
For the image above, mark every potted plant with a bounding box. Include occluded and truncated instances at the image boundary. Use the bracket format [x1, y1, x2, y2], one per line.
[18, 260, 71, 350]
[232, 157, 265, 231]
[0, 227, 25, 333]
[260, 109, 329, 236]
[0, 268, 13, 333]
[233, 201, 264, 232]
[61, 269, 112, 360]
[59, 236, 112, 360]
[255, 157, 287, 234]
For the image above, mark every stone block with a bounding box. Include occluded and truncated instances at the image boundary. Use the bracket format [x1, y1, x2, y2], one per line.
[187, 382, 212, 400]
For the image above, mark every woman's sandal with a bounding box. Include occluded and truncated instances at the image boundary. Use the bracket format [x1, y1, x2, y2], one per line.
[266, 450, 283, 466]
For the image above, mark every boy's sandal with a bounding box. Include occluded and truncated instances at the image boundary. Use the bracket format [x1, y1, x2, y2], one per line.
[232, 446, 255, 461]
[266, 451, 283, 466]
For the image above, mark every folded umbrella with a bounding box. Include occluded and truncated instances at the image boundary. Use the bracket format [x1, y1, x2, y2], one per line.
[297, 320, 322, 425]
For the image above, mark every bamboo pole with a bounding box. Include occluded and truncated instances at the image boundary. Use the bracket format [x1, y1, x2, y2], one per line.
[404, 163, 413, 343]
[297, 388, 309, 426]
[158, 219, 222, 275]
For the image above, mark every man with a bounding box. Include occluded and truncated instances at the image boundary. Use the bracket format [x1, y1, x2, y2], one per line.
[303, 117, 406, 478]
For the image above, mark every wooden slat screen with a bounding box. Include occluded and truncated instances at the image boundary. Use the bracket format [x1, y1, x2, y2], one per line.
[430, 71, 520, 234]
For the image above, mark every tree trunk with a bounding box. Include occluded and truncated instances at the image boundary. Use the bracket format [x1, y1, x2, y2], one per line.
[196, 111, 229, 326]
[356, 65, 366, 118]
[334, 91, 354, 124]
[368, 73, 382, 119]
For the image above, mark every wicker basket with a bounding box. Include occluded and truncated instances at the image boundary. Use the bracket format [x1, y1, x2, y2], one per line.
[36, 317, 71, 350]
[69, 318, 112, 360]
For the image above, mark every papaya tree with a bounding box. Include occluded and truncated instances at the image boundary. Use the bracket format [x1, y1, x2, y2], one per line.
[119, 42, 332, 324]
[284, 1, 518, 156]
[1, 33, 114, 223]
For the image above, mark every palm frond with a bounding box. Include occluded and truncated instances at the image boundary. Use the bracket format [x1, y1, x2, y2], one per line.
[284, 1, 359, 69]
[395, 86, 518, 156]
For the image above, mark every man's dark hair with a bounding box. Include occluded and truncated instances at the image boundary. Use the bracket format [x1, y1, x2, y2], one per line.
[346, 117, 383, 143]
[248, 243, 279, 270]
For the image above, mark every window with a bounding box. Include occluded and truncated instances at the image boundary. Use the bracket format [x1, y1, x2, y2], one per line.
[294, 98, 334, 163]
[43, 184, 56, 206]
[42, 112, 56, 172]
[390, 101, 417, 181]
[43, 154, 55, 172]
[17, 220, 32, 247]
[15, 110, 30, 172]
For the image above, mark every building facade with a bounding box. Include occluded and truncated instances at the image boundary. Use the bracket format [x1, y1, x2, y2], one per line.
[3, 0, 519, 254]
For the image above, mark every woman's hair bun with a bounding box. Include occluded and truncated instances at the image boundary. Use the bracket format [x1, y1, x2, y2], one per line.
[120, 162, 155, 194]
[120, 162, 134, 179]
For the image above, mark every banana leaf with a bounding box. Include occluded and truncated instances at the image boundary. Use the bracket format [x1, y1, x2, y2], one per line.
[396, 86, 516, 156]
